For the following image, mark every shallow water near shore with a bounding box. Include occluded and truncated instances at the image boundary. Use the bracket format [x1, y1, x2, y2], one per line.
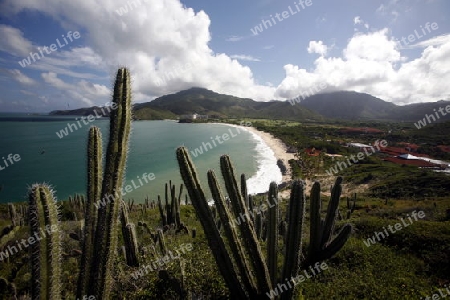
[0, 114, 281, 203]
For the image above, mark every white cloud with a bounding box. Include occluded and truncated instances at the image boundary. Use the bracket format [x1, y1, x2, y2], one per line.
[276, 29, 450, 104]
[0, 25, 33, 57]
[407, 34, 450, 49]
[230, 55, 260, 62]
[307, 41, 328, 56]
[0, 0, 275, 104]
[41, 72, 110, 106]
[0, 0, 448, 109]
[8, 69, 36, 85]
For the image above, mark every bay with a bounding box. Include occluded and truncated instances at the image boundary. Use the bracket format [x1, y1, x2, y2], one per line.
[0, 114, 279, 203]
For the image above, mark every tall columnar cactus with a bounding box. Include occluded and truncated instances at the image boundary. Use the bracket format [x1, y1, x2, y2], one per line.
[89, 67, 132, 299]
[305, 177, 352, 267]
[158, 182, 183, 228]
[266, 182, 278, 287]
[176, 147, 249, 299]
[120, 201, 139, 267]
[8, 203, 17, 227]
[346, 193, 356, 219]
[220, 155, 272, 294]
[280, 180, 306, 300]
[76, 126, 102, 299]
[157, 195, 167, 226]
[176, 146, 352, 299]
[157, 229, 167, 256]
[28, 184, 61, 300]
[60, 67, 134, 300]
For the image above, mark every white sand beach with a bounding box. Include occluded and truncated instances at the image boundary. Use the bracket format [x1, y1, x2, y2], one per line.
[239, 125, 295, 183]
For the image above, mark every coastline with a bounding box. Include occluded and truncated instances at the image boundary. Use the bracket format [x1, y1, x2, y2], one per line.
[212, 122, 295, 191]
[241, 125, 295, 183]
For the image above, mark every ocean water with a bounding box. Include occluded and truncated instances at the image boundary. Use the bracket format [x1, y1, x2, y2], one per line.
[0, 113, 281, 203]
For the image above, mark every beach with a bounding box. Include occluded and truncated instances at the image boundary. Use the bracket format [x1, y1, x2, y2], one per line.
[242, 126, 295, 183]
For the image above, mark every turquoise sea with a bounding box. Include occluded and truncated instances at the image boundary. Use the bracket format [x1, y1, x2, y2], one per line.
[0, 113, 281, 203]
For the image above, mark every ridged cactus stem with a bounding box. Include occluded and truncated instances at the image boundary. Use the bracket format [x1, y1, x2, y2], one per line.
[91, 68, 132, 299]
[120, 201, 139, 266]
[176, 147, 249, 299]
[308, 182, 323, 261]
[240, 174, 253, 223]
[220, 155, 272, 293]
[321, 177, 343, 246]
[123, 223, 139, 267]
[8, 203, 17, 227]
[207, 170, 258, 298]
[280, 180, 306, 300]
[157, 229, 167, 256]
[157, 195, 167, 226]
[255, 213, 263, 240]
[165, 183, 171, 225]
[266, 182, 278, 287]
[28, 184, 61, 300]
[77, 126, 102, 299]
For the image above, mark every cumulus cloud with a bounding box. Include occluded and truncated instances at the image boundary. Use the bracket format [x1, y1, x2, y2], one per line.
[307, 41, 328, 56]
[276, 28, 450, 104]
[0, 0, 448, 109]
[0, 0, 276, 104]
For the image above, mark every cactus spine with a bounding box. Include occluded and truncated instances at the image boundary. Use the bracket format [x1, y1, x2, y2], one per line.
[28, 184, 61, 300]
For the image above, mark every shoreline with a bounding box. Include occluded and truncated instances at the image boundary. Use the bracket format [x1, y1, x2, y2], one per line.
[240, 126, 295, 184]
[212, 122, 295, 186]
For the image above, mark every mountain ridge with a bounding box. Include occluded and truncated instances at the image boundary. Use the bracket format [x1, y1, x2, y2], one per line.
[50, 88, 450, 122]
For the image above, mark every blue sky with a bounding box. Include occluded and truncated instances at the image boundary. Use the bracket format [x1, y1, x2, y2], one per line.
[0, 0, 449, 112]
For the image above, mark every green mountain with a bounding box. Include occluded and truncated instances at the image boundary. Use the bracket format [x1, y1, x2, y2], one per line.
[134, 87, 323, 121]
[298, 91, 397, 120]
[299, 91, 450, 122]
[49, 88, 450, 122]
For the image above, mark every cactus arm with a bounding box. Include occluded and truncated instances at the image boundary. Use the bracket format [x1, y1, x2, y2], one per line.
[308, 182, 322, 262]
[316, 224, 352, 262]
[321, 177, 343, 246]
